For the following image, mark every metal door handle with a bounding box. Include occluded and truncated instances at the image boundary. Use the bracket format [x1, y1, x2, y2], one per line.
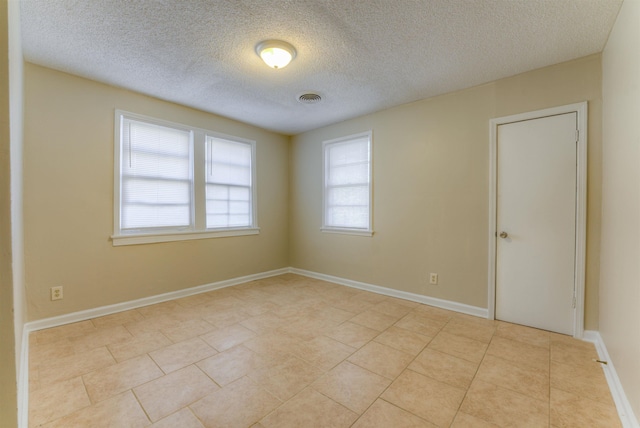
[499, 231, 508, 239]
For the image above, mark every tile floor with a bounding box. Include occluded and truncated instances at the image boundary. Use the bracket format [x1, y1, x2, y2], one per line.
[28, 274, 621, 427]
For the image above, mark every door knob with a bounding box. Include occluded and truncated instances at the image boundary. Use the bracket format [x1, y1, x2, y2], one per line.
[499, 231, 508, 239]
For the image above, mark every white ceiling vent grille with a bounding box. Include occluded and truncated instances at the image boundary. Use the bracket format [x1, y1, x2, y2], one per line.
[298, 93, 322, 104]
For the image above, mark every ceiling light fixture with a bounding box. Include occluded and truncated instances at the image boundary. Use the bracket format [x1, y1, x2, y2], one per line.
[255, 40, 296, 69]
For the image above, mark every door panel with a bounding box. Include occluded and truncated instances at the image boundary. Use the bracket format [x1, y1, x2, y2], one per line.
[495, 112, 577, 335]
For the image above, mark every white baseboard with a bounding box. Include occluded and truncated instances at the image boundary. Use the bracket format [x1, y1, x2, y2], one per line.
[583, 330, 639, 428]
[24, 268, 289, 333]
[17, 267, 289, 428]
[17, 328, 29, 428]
[22, 268, 637, 428]
[290, 268, 488, 318]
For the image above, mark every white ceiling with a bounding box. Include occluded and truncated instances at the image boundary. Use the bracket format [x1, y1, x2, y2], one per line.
[20, 0, 622, 135]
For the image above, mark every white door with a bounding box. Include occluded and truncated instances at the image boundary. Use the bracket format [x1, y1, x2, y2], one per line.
[495, 112, 577, 335]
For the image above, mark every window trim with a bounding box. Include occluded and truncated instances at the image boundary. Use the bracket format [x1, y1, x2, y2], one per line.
[112, 110, 259, 246]
[321, 131, 373, 237]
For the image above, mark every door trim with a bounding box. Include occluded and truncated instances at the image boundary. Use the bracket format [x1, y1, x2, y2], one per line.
[488, 102, 587, 338]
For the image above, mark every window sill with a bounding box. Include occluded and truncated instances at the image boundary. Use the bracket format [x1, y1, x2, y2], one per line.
[321, 227, 374, 237]
[112, 227, 260, 246]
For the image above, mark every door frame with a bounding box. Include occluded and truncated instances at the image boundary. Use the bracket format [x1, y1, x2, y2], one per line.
[487, 102, 587, 338]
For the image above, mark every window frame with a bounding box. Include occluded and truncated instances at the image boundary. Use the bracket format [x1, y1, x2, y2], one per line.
[112, 110, 259, 246]
[321, 131, 373, 237]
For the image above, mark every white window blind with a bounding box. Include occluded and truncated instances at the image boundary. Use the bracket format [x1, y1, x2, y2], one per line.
[323, 132, 372, 234]
[114, 111, 259, 245]
[120, 118, 192, 231]
[206, 136, 253, 229]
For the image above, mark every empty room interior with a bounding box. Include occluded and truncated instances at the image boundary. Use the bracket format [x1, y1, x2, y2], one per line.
[1, 0, 640, 427]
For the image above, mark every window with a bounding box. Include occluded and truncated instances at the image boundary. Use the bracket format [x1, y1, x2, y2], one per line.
[205, 136, 254, 229]
[322, 131, 373, 236]
[113, 111, 258, 245]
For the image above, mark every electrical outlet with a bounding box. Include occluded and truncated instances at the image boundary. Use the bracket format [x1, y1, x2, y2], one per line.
[429, 273, 438, 285]
[51, 286, 63, 301]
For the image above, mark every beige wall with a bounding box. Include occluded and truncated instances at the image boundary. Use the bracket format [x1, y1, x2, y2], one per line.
[23, 63, 290, 321]
[291, 54, 602, 330]
[601, 0, 640, 419]
[0, 0, 18, 425]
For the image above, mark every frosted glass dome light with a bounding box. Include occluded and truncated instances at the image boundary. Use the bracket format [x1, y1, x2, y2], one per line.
[255, 40, 297, 69]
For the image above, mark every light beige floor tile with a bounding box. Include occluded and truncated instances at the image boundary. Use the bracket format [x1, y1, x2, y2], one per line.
[83, 354, 164, 403]
[42, 391, 149, 428]
[442, 317, 496, 343]
[311, 306, 357, 324]
[460, 379, 548, 427]
[91, 309, 144, 329]
[29, 376, 90, 426]
[260, 387, 358, 428]
[270, 302, 313, 318]
[134, 365, 219, 422]
[450, 412, 500, 427]
[453, 312, 499, 326]
[409, 347, 478, 389]
[495, 322, 550, 348]
[331, 296, 375, 314]
[475, 354, 549, 401]
[383, 296, 421, 308]
[241, 312, 290, 334]
[326, 321, 379, 348]
[411, 305, 455, 323]
[289, 336, 355, 371]
[240, 300, 282, 317]
[551, 360, 614, 404]
[160, 318, 216, 343]
[190, 376, 281, 427]
[38, 346, 116, 384]
[428, 331, 488, 363]
[486, 335, 550, 372]
[248, 354, 324, 401]
[197, 345, 276, 386]
[28, 275, 621, 428]
[278, 316, 336, 341]
[550, 338, 599, 367]
[200, 323, 257, 352]
[313, 361, 391, 413]
[374, 326, 431, 356]
[201, 307, 251, 329]
[150, 408, 205, 428]
[351, 290, 388, 304]
[137, 300, 183, 318]
[33, 321, 96, 345]
[350, 309, 399, 331]
[348, 341, 414, 379]
[68, 325, 133, 353]
[352, 399, 436, 428]
[29, 339, 75, 369]
[550, 388, 621, 428]
[124, 313, 192, 337]
[381, 369, 466, 427]
[550, 332, 595, 348]
[372, 300, 414, 318]
[29, 366, 41, 393]
[107, 330, 172, 362]
[149, 337, 217, 373]
[394, 311, 447, 336]
[242, 332, 301, 360]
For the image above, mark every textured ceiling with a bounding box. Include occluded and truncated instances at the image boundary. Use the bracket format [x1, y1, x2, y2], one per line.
[21, 0, 622, 135]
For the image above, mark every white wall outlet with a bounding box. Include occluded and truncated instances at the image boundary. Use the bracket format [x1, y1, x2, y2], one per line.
[51, 286, 63, 301]
[429, 273, 438, 285]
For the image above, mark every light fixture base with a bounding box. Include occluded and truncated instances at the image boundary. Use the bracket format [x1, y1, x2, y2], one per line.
[255, 40, 297, 69]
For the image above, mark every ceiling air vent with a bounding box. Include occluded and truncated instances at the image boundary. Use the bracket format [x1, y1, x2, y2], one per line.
[298, 93, 322, 104]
